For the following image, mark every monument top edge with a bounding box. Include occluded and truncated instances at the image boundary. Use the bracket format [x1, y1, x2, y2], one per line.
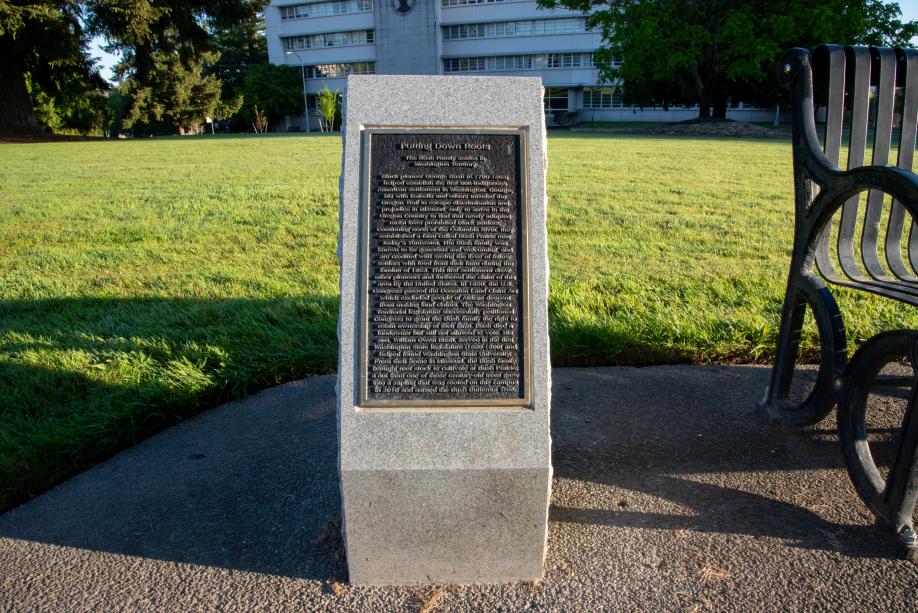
[346, 74, 544, 86]
[343, 75, 546, 127]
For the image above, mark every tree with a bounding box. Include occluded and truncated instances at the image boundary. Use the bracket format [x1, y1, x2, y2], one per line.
[237, 63, 303, 131]
[210, 12, 268, 103]
[0, 1, 261, 133]
[123, 51, 241, 134]
[106, 84, 132, 136]
[252, 105, 268, 133]
[0, 3, 99, 132]
[316, 82, 339, 132]
[538, 0, 918, 120]
[27, 69, 110, 135]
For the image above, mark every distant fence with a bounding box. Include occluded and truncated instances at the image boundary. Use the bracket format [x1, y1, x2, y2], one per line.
[282, 106, 789, 131]
[579, 106, 785, 123]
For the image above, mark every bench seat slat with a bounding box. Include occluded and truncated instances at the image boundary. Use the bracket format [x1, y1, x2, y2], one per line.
[821, 276, 918, 307]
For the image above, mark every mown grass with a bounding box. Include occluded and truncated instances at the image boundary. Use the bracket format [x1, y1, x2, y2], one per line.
[575, 120, 666, 129]
[2, 131, 917, 511]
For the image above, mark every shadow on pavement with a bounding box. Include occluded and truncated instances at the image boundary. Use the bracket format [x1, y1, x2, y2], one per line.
[0, 376, 345, 582]
[548, 366, 900, 560]
[0, 365, 904, 581]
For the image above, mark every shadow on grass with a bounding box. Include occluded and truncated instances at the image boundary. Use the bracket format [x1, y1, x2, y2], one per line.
[0, 295, 340, 514]
[549, 317, 696, 367]
[146, 132, 339, 141]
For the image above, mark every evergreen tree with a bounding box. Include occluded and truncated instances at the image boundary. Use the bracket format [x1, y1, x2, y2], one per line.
[0, 1, 262, 133]
[123, 51, 241, 134]
[0, 2, 99, 132]
[211, 11, 268, 103]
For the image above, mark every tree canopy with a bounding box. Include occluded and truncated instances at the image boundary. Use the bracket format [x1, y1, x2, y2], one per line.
[210, 11, 267, 104]
[538, 0, 918, 119]
[0, 0, 262, 133]
[122, 51, 242, 134]
[237, 63, 303, 130]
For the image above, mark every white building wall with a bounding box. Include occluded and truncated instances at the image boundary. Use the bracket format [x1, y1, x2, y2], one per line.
[439, 1, 582, 22]
[293, 46, 375, 68]
[276, 13, 375, 37]
[441, 33, 602, 57]
[265, 5, 285, 65]
[265, 0, 776, 128]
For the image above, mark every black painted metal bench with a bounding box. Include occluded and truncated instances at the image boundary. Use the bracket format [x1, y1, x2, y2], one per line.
[760, 44, 918, 560]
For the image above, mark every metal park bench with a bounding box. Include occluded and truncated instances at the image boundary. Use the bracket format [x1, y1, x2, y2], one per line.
[760, 44, 918, 560]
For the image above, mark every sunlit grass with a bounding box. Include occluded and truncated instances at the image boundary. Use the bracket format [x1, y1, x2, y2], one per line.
[1, 131, 915, 511]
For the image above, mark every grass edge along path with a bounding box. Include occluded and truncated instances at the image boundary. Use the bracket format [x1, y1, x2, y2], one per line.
[2, 132, 918, 512]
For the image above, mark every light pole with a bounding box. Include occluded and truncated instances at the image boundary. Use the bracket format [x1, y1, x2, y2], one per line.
[285, 49, 311, 132]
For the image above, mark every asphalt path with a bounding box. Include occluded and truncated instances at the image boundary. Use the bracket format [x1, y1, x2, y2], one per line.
[1, 366, 916, 612]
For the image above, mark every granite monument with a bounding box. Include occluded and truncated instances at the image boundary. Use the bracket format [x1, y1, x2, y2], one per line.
[337, 75, 551, 585]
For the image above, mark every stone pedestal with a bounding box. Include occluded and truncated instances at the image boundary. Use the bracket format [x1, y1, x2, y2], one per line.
[336, 75, 551, 585]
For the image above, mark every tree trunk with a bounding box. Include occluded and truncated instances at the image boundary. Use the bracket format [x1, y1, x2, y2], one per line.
[712, 96, 728, 120]
[0, 35, 41, 134]
[690, 63, 711, 120]
[697, 94, 711, 119]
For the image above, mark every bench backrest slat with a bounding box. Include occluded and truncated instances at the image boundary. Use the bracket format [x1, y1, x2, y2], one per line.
[814, 45, 847, 279]
[861, 47, 898, 279]
[805, 44, 918, 293]
[836, 47, 873, 280]
[887, 50, 918, 276]
[892, 49, 918, 275]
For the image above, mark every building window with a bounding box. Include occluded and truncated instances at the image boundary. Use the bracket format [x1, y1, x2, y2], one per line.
[283, 30, 374, 51]
[280, 0, 373, 20]
[544, 88, 569, 112]
[304, 62, 376, 79]
[442, 18, 587, 40]
[443, 53, 594, 73]
[442, 0, 505, 6]
[583, 87, 623, 108]
[491, 55, 530, 70]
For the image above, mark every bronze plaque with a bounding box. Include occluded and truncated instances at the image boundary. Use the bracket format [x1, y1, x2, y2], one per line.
[358, 128, 530, 408]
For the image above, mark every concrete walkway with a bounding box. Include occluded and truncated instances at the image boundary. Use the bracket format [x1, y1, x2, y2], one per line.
[1, 366, 916, 612]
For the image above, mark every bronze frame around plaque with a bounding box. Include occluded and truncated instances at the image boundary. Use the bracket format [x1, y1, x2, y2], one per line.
[356, 126, 532, 410]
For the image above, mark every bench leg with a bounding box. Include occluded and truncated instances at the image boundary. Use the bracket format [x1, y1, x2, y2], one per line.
[836, 331, 918, 561]
[760, 273, 847, 426]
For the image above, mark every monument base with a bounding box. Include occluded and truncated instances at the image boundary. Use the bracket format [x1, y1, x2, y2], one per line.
[341, 466, 550, 585]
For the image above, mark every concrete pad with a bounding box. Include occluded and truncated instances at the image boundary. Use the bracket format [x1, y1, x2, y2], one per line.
[1, 366, 916, 611]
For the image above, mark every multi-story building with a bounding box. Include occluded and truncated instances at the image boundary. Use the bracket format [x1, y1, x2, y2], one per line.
[265, 0, 774, 130]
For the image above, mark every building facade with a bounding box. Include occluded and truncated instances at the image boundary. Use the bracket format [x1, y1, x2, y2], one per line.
[265, 0, 775, 130]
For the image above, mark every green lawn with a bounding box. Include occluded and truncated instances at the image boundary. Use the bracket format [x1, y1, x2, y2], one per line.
[2, 132, 916, 511]
[573, 121, 666, 128]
